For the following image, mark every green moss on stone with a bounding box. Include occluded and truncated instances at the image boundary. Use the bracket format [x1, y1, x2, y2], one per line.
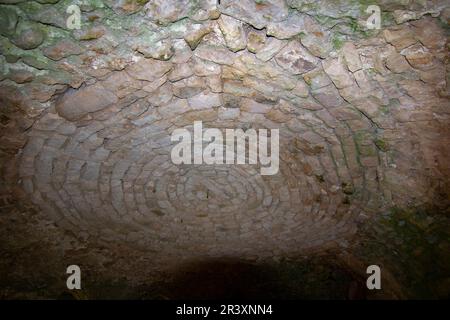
[332, 34, 345, 50]
[374, 138, 389, 152]
[357, 206, 450, 298]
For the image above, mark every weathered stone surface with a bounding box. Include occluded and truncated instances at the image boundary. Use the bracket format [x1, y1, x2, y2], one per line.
[322, 57, 354, 89]
[215, 106, 237, 121]
[292, 80, 309, 98]
[183, 23, 212, 50]
[311, 84, 344, 108]
[135, 39, 174, 60]
[246, 29, 266, 54]
[219, 0, 289, 29]
[187, 91, 222, 110]
[171, 39, 193, 63]
[286, 0, 362, 19]
[342, 42, 362, 73]
[217, 15, 247, 52]
[303, 68, 332, 90]
[383, 28, 416, 50]
[353, 97, 382, 118]
[41, 40, 84, 61]
[392, 10, 418, 23]
[266, 12, 305, 39]
[106, 0, 147, 14]
[74, 26, 106, 41]
[255, 37, 286, 62]
[28, 4, 67, 29]
[206, 74, 223, 93]
[142, 75, 167, 93]
[401, 44, 434, 71]
[56, 84, 118, 121]
[168, 63, 194, 82]
[0, 6, 17, 37]
[147, 82, 173, 105]
[126, 58, 172, 81]
[411, 17, 447, 50]
[194, 44, 234, 65]
[173, 76, 206, 98]
[101, 71, 142, 98]
[143, 0, 218, 24]
[191, 57, 221, 76]
[386, 52, 411, 73]
[143, 0, 190, 24]
[240, 98, 272, 113]
[275, 41, 319, 75]
[265, 108, 291, 122]
[11, 21, 44, 50]
[353, 70, 373, 92]
[7, 68, 34, 84]
[268, 12, 332, 58]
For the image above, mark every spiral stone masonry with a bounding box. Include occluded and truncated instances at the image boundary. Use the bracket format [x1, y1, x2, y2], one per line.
[0, 0, 449, 299]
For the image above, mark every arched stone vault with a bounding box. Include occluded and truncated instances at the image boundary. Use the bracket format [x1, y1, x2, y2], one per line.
[0, 0, 449, 298]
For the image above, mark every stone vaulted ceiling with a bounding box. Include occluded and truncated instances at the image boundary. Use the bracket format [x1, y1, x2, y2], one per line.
[0, 0, 449, 299]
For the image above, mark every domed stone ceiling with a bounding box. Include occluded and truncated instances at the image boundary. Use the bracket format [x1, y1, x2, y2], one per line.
[0, 0, 449, 299]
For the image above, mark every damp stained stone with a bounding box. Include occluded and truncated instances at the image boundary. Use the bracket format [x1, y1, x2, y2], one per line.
[0, 6, 18, 37]
[11, 20, 45, 50]
[41, 40, 84, 61]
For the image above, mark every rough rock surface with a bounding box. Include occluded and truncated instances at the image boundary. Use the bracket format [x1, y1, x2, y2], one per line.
[0, 0, 449, 299]
[56, 84, 118, 120]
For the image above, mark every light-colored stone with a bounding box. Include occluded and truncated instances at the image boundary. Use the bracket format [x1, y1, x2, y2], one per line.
[255, 37, 287, 62]
[275, 40, 319, 75]
[219, 0, 289, 29]
[183, 23, 212, 50]
[187, 91, 222, 110]
[194, 44, 235, 65]
[303, 68, 332, 90]
[247, 30, 266, 54]
[135, 39, 174, 61]
[322, 57, 354, 89]
[240, 98, 272, 113]
[144, 0, 192, 25]
[342, 42, 362, 73]
[217, 15, 247, 52]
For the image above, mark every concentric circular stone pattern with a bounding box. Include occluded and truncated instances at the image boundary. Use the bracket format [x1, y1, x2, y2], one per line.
[0, 0, 449, 299]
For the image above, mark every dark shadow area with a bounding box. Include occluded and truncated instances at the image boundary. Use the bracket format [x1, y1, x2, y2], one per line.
[156, 258, 367, 300]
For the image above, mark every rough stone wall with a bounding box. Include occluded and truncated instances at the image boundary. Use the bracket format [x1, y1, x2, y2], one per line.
[0, 0, 449, 298]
